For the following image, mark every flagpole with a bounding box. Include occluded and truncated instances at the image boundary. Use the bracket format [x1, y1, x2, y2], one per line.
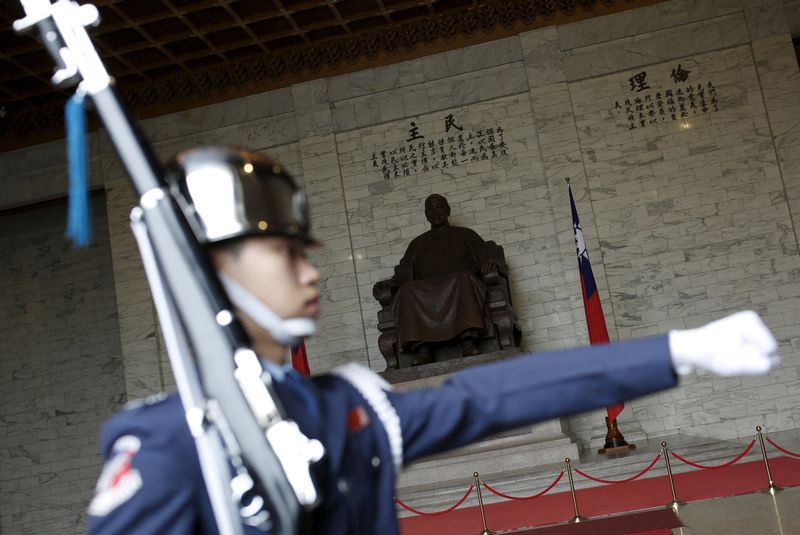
[566, 177, 635, 455]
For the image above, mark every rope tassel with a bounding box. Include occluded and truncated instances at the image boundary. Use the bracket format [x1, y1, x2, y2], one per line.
[65, 93, 91, 248]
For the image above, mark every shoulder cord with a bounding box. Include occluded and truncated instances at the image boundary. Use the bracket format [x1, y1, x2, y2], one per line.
[332, 364, 403, 472]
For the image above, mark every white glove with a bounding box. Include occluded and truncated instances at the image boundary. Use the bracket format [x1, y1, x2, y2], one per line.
[669, 311, 780, 376]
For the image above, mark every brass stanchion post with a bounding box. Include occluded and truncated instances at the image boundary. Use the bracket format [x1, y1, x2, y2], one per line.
[473, 472, 494, 535]
[661, 441, 682, 509]
[756, 426, 781, 494]
[565, 458, 586, 523]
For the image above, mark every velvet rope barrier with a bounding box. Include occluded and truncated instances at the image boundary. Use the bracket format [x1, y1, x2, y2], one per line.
[574, 452, 662, 484]
[766, 437, 800, 458]
[670, 439, 756, 469]
[394, 484, 475, 516]
[396, 433, 776, 519]
[481, 469, 565, 500]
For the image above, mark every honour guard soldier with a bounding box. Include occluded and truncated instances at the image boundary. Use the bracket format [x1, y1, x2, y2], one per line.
[87, 146, 780, 534]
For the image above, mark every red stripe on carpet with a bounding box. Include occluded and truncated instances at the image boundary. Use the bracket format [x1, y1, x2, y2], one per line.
[504, 508, 682, 534]
[399, 456, 800, 535]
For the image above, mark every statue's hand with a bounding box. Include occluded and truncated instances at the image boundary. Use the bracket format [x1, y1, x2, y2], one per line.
[377, 279, 398, 291]
[669, 311, 780, 376]
[373, 279, 398, 301]
[480, 260, 499, 273]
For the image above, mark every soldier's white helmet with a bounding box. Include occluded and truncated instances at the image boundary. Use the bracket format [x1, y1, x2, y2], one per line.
[166, 146, 317, 246]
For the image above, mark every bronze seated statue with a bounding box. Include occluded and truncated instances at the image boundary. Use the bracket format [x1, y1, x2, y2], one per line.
[373, 194, 522, 370]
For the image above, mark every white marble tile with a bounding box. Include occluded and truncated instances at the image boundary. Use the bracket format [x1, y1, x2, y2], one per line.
[330, 102, 357, 133]
[377, 93, 405, 122]
[326, 74, 351, 102]
[374, 64, 401, 92]
[354, 97, 380, 127]
[349, 69, 376, 97]
[743, 0, 790, 40]
[520, 26, 566, 88]
[291, 78, 329, 109]
[401, 87, 430, 116]
[397, 58, 425, 86]
[295, 107, 333, 138]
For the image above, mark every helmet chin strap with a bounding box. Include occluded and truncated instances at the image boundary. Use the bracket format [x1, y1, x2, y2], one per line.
[217, 272, 316, 347]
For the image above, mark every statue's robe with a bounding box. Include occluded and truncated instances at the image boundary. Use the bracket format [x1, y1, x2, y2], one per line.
[390, 225, 506, 351]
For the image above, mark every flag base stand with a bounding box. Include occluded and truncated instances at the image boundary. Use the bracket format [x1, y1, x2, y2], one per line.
[598, 417, 636, 455]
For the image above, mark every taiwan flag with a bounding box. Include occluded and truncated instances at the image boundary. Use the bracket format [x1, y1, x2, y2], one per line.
[569, 184, 624, 422]
[291, 341, 311, 377]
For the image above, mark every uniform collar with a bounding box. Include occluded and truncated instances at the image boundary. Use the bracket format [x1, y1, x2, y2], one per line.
[259, 358, 295, 382]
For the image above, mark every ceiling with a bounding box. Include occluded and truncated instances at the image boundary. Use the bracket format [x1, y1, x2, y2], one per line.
[0, 0, 660, 151]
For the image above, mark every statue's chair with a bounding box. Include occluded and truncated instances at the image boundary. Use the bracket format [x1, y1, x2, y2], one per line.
[372, 241, 522, 370]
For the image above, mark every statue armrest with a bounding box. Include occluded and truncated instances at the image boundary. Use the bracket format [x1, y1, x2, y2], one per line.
[482, 241, 508, 278]
[373, 280, 399, 306]
[482, 269, 507, 286]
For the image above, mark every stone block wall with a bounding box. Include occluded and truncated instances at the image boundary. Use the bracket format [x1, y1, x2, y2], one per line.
[0, 196, 125, 534]
[558, 0, 800, 442]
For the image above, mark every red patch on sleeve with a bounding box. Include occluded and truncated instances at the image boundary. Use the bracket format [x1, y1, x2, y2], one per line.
[347, 405, 370, 432]
[88, 435, 143, 517]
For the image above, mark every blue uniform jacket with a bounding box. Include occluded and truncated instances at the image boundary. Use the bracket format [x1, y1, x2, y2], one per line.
[87, 334, 677, 534]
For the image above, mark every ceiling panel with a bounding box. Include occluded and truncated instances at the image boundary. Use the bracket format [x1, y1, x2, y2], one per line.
[0, 0, 663, 150]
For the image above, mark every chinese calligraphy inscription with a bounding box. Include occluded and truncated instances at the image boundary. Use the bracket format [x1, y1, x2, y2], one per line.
[614, 64, 719, 130]
[372, 114, 509, 181]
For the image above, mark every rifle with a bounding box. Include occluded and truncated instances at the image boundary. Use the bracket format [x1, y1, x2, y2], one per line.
[13, 2, 323, 534]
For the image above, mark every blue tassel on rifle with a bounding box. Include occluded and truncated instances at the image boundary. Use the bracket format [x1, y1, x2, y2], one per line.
[65, 93, 91, 248]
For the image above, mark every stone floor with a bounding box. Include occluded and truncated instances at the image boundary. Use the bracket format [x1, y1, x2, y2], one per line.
[670, 486, 800, 534]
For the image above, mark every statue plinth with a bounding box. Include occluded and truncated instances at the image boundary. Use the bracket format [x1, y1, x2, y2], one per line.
[380, 349, 518, 390]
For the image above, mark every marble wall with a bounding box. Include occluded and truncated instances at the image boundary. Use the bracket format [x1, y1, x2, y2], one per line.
[0, 196, 125, 534]
[560, 4, 800, 442]
[1, 0, 800, 532]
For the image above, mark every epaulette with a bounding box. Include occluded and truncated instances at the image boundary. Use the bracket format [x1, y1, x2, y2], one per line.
[123, 391, 169, 411]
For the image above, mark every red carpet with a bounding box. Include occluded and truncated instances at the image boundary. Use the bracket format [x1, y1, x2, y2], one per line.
[399, 456, 800, 535]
